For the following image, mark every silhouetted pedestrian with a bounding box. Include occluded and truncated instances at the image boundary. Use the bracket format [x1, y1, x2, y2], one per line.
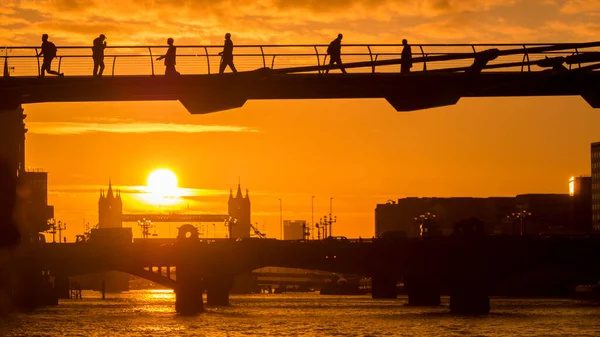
[92, 34, 107, 76]
[401, 39, 412, 73]
[37, 34, 63, 77]
[156, 38, 180, 76]
[326, 34, 346, 74]
[219, 33, 238, 74]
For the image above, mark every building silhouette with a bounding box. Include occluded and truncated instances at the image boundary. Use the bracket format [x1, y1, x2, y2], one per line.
[593, 142, 600, 231]
[98, 180, 123, 229]
[284, 220, 306, 240]
[0, 105, 54, 240]
[228, 184, 251, 239]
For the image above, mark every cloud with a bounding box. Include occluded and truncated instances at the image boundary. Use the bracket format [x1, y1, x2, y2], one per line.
[27, 121, 259, 135]
[561, 0, 600, 14]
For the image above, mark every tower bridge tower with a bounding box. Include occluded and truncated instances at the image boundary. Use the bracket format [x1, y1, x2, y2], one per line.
[228, 183, 251, 239]
[98, 180, 123, 229]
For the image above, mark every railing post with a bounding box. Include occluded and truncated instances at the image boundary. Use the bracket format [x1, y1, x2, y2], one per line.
[575, 47, 580, 69]
[271, 56, 277, 69]
[367, 46, 375, 74]
[3, 48, 8, 78]
[419, 46, 427, 72]
[58, 56, 63, 74]
[35, 48, 40, 77]
[204, 47, 210, 75]
[313, 46, 321, 74]
[260, 46, 266, 68]
[112, 56, 117, 76]
[148, 47, 155, 76]
[522, 45, 531, 72]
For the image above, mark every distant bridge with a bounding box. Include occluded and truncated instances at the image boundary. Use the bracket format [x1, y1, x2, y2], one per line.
[121, 214, 228, 223]
[1, 42, 600, 113]
[10, 234, 600, 315]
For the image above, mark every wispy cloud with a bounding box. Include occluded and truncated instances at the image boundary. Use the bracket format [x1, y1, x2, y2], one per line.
[27, 122, 259, 135]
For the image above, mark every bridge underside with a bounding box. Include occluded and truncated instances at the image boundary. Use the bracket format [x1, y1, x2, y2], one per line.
[1, 72, 599, 114]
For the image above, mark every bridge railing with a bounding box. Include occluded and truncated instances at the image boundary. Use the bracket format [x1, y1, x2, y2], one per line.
[2, 43, 599, 77]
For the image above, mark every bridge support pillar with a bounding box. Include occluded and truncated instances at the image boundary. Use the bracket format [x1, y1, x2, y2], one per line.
[405, 277, 440, 306]
[54, 276, 70, 299]
[371, 276, 397, 299]
[175, 279, 204, 315]
[205, 276, 233, 306]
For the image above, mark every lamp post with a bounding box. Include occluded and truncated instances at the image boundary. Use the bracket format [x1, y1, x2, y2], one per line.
[329, 197, 334, 236]
[279, 198, 283, 240]
[506, 210, 532, 236]
[47, 219, 57, 243]
[57, 221, 67, 243]
[311, 196, 315, 240]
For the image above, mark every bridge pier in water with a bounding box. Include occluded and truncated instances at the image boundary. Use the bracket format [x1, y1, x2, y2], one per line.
[205, 276, 233, 306]
[54, 275, 71, 300]
[371, 276, 397, 299]
[404, 276, 441, 307]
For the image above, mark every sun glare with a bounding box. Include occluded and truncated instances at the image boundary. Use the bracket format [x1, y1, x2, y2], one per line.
[147, 169, 178, 198]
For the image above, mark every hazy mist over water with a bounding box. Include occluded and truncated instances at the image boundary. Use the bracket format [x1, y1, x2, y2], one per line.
[1, 291, 599, 336]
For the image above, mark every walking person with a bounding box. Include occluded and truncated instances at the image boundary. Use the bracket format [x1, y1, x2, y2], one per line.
[156, 38, 180, 76]
[218, 33, 238, 74]
[37, 34, 63, 77]
[401, 39, 413, 73]
[326, 33, 347, 74]
[92, 34, 107, 76]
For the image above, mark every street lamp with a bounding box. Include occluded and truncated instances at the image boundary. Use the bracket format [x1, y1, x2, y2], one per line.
[279, 198, 283, 240]
[329, 197, 334, 236]
[47, 219, 57, 243]
[57, 221, 67, 243]
[311, 196, 315, 240]
[506, 210, 532, 236]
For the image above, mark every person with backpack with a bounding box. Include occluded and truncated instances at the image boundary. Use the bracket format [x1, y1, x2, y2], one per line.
[37, 34, 63, 77]
[92, 34, 107, 76]
[326, 33, 347, 74]
[156, 37, 180, 76]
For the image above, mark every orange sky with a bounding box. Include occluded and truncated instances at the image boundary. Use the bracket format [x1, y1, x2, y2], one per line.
[3, 0, 600, 239]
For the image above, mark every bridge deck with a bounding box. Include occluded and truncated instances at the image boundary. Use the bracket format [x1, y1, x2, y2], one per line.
[2, 71, 599, 113]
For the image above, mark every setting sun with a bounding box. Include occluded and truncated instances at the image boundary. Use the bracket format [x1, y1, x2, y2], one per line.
[147, 168, 178, 198]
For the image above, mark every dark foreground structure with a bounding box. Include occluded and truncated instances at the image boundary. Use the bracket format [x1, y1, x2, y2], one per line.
[5, 226, 600, 315]
[1, 42, 600, 114]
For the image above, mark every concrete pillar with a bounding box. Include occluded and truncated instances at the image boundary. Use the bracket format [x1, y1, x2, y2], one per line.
[205, 276, 233, 306]
[175, 279, 204, 315]
[371, 276, 397, 299]
[54, 276, 70, 299]
[405, 277, 440, 306]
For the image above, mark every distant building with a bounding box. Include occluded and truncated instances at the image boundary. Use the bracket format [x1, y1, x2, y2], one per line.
[228, 184, 251, 239]
[515, 194, 572, 234]
[284, 220, 307, 240]
[593, 142, 600, 231]
[375, 197, 515, 237]
[569, 176, 592, 232]
[98, 180, 123, 229]
[375, 193, 586, 237]
[17, 170, 54, 235]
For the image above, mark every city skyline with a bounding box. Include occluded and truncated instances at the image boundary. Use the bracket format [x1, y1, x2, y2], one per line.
[3, 0, 600, 239]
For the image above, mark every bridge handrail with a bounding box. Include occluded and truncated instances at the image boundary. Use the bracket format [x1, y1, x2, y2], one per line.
[2, 42, 599, 77]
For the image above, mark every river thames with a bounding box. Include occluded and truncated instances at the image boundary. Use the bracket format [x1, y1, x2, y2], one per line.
[1, 291, 599, 336]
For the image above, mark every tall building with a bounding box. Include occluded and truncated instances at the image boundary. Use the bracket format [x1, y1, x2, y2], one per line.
[98, 180, 123, 229]
[0, 105, 26, 176]
[592, 142, 600, 231]
[569, 176, 592, 232]
[284, 220, 307, 240]
[228, 184, 251, 239]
